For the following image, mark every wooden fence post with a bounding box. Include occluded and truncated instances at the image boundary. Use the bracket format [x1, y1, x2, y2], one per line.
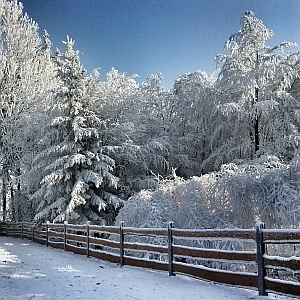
[86, 221, 90, 257]
[46, 221, 49, 247]
[255, 222, 267, 296]
[64, 221, 68, 251]
[168, 221, 174, 276]
[21, 222, 24, 239]
[32, 225, 35, 242]
[120, 221, 124, 267]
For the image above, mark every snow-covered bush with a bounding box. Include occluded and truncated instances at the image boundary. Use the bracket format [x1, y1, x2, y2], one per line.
[116, 171, 237, 230]
[117, 155, 300, 230]
[214, 156, 300, 228]
[115, 157, 299, 274]
[116, 189, 174, 229]
[115, 172, 246, 268]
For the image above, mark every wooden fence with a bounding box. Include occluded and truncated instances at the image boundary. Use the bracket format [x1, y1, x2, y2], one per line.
[0, 221, 299, 297]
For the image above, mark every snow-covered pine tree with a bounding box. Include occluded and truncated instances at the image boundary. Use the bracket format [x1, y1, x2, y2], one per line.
[31, 36, 122, 224]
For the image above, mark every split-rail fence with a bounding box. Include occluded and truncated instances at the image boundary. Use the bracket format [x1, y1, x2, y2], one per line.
[0, 221, 299, 298]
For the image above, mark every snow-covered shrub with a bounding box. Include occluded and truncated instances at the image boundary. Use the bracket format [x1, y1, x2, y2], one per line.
[116, 171, 237, 230]
[214, 155, 300, 228]
[116, 155, 300, 267]
[114, 188, 174, 260]
[171, 175, 237, 230]
[115, 172, 248, 270]
[116, 190, 174, 229]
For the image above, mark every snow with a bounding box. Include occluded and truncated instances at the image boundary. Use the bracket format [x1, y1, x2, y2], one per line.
[0, 236, 295, 300]
[264, 254, 300, 262]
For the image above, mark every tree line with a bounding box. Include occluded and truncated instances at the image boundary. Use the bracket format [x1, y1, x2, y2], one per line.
[0, 1, 299, 228]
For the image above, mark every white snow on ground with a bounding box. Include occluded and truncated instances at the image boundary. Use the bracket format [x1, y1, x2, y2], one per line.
[0, 236, 296, 300]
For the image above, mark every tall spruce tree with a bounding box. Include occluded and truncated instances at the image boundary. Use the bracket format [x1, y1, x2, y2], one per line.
[31, 36, 122, 224]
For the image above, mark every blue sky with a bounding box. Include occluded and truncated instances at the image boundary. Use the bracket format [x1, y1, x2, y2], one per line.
[20, 0, 299, 90]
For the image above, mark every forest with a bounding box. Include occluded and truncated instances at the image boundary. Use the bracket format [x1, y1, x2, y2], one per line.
[0, 1, 299, 229]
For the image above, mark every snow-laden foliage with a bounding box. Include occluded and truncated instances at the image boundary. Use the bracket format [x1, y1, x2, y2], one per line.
[92, 72, 176, 197]
[116, 189, 174, 228]
[171, 71, 217, 175]
[208, 156, 300, 228]
[0, 6, 299, 231]
[30, 37, 122, 224]
[116, 170, 237, 229]
[0, 0, 56, 220]
[203, 11, 300, 171]
[115, 171, 244, 267]
[118, 155, 300, 229]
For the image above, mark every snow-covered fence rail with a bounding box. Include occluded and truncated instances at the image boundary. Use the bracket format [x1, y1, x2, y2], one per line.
[0, 221, 300, 298]
[120, 224, 169, 273]
[32, 222, 121, 264]
[0, 221, 34, 240]
[258, 225, 300, 297]
[171, 227, 257, 288]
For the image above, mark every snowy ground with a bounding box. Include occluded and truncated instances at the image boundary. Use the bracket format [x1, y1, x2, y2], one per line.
[0, 236, 296, 300]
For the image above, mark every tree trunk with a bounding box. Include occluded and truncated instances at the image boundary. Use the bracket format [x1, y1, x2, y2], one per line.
[253, 49, 260, 154]
[254, 87, 259, 153]
[2, 176, 7, 221]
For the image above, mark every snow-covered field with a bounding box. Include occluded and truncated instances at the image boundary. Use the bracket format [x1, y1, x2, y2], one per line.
[0, 236, 296, 300]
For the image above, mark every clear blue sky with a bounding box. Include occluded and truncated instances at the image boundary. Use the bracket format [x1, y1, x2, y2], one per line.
[20, 0, 299, 90]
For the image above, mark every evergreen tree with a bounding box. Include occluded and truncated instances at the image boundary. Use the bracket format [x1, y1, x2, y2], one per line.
[31, 37, 122, 224]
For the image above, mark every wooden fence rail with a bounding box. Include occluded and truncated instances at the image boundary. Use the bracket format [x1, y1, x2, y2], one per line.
[0, 221, 299, 298]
